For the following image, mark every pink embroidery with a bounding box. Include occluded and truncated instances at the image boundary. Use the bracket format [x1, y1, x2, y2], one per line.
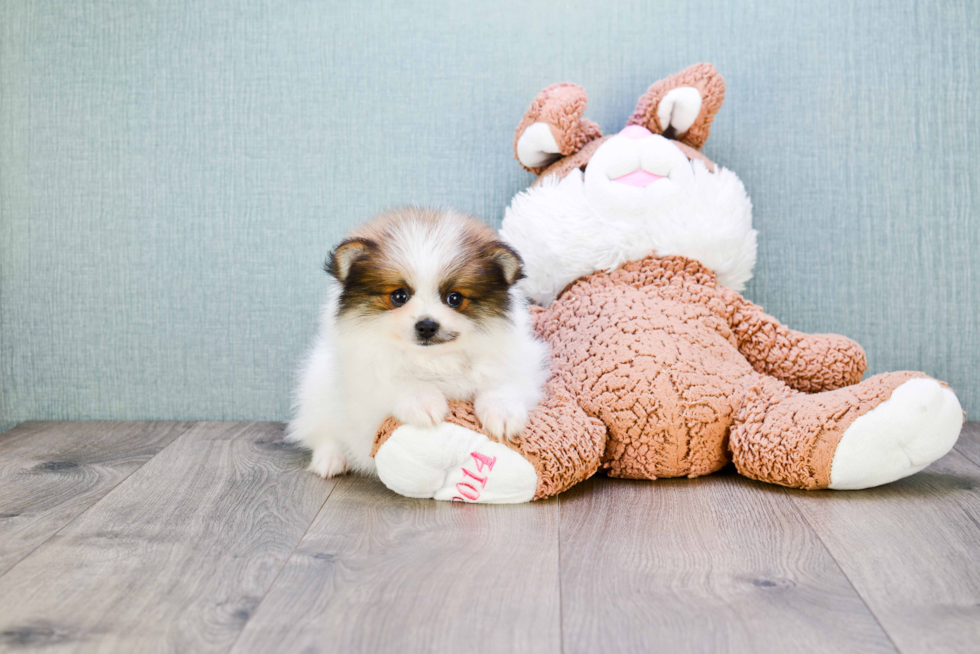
[470, 452, 496, 472]
[456, 482, 480, 501]
[453, 452, 498, 503]
[460, 467, 488, 488]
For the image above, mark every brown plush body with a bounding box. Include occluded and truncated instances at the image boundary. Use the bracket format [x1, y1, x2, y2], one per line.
[376, 255, 928, 499]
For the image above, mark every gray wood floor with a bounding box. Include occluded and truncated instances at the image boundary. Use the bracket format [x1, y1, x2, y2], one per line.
[0, 421, 978, 654]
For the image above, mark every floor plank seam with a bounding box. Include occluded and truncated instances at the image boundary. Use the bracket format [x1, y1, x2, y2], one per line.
[0, 421, 196, 584]
[557, 496, 565, 654]
[953, 423, 980, 464]
[953, 445, 980, 470]
[222, 473, 341, 654]
[961, 506, 980, 534]
[951, 441, 980, 473]
[780, 487, 904, 654]
[946, 447, 980, 535]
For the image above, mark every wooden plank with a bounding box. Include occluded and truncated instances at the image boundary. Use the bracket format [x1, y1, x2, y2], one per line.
[559, 474, 896, 654]
[789, 448, 980, 654]
[0, 421, 189, 576]
[0, 422, 333, 654]
[229, 475, 561, 654]
[953, 421, 980, 468]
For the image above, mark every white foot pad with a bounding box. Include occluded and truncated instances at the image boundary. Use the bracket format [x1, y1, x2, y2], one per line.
[374, 422, 538, 503]
[830, 378, 963, 489]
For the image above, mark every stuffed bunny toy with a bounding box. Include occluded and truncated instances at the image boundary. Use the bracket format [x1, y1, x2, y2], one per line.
[368, 64, 964, 503]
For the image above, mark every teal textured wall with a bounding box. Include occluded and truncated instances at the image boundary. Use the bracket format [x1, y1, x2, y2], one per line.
[2, 0, 978, 432]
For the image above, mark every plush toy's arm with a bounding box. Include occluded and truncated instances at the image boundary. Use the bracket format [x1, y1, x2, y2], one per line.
[371, 374, 607, 502]
[590, 256, 865, 393]
[723, 289, 867, 393]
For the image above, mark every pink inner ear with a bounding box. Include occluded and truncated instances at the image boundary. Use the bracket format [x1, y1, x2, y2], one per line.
[620, 125, 652, 140]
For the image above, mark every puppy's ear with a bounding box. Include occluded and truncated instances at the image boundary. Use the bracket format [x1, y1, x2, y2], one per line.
[487, 242, 524, 286]
[325, 238, 376, 282]
[628, 63, 725, 151]
[514, 83, 603, 174]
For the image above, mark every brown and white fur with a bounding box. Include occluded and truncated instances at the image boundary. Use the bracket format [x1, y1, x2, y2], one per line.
[288, 208, 549, 478]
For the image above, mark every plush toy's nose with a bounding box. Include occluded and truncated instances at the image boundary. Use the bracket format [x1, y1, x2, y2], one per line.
[620, 124, 652, 140]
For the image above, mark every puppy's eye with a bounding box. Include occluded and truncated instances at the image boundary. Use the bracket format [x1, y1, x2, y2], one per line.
[444, 291, 464, 309]
[389, 288, 410, 307]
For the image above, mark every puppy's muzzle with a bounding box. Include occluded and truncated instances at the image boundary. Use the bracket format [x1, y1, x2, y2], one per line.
[414, 318, 457, 346]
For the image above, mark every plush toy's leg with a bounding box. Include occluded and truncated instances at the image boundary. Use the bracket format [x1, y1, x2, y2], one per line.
[374, 421, 538, 503]
[827, 377, 962, 489]
[730, 371, 963, 490]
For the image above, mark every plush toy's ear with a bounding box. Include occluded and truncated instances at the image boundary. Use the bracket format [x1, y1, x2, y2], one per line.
[628, 63, 725, 151]
[325, 238, 376, 282]
[514, 83, 603, 174]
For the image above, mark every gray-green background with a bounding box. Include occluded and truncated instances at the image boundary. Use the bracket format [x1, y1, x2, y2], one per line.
[2, 0, 978, 432]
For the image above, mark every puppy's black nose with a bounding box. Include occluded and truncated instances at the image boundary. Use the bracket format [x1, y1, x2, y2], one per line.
[414, 319, 440, 340]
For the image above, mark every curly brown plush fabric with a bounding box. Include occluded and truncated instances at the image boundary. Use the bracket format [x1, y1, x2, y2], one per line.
[374, 254, 928, 500]
[728, 371, 927, 489]
[628, 62, 726, 150]
[721, 286, 867, 393]
[513, 82, 604, 175]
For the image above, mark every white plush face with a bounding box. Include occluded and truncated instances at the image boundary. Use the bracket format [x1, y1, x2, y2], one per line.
[500, 134, 756, 306]
[505, 73, 757, 305]
[582, 125, 696, 220]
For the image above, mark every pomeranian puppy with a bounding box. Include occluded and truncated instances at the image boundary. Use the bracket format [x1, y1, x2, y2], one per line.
[288, 208, 549, 478]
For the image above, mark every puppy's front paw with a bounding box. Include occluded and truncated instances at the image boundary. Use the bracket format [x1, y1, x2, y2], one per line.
[393, 389, 449, 428]
[309, 444, 348, 478]
[475, 393, 528, 441]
